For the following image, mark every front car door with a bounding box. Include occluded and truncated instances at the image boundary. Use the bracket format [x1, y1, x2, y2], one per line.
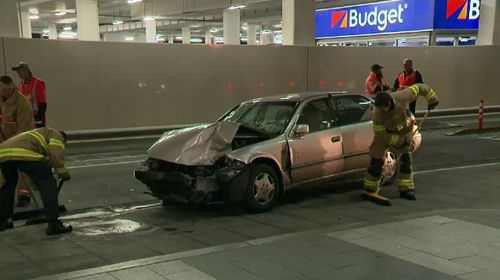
[288, 97, 343, 184]
[331, 95, 373, 172]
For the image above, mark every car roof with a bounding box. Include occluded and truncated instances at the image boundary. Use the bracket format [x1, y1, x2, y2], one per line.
[243, 91, 367, 103]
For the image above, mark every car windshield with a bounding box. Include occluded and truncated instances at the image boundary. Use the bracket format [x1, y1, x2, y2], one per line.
[221, 101, 298, 136]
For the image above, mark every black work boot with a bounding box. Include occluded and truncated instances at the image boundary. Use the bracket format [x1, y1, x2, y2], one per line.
[400, 191, 417, 201]
[0, 219, 14, 232]
[16, 195, 31, 207]
[46, 220, 72, 236]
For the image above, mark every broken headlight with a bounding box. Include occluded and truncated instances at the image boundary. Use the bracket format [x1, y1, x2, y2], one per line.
[218, 157, 247, 182]
[136, 159, 159, 171]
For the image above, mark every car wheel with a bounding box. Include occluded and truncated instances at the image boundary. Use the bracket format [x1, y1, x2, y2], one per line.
[382, 148, 398, 186]
[243, 164, 279, 213]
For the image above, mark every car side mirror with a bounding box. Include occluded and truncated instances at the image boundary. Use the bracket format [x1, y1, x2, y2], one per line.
[294, 124, 309, 137]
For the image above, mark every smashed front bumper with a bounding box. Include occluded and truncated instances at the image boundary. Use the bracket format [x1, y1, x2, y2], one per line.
[134, 158, 247, 203]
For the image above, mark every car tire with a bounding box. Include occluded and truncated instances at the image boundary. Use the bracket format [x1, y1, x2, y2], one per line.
[243, 164, 279, 213]
[382, 148, 398, 186]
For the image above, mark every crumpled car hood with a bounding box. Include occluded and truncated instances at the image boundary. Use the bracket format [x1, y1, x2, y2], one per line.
[147, 122, 240, 166]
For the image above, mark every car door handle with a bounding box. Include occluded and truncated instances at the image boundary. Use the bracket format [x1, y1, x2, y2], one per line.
[331, 136, 341, 143]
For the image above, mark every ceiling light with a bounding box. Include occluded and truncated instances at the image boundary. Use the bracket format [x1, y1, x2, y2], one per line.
[124, 36, 134, 41]
[191, 38, 203, 43]
[191, 24, 202, 28]
[127, 0, 143, 3]
[262, 30, 272, 35]
[228, 4, 246, 10]
[143, 16, 155, 21]
[29, 15, 40, 20]
[113, 19, 123, 25]
[156, 34, 165, 41]
[58, 31, 77, 39]
[55, 11, 67, 16]
[210, 28, 219, 33]
[63, 26, 72, 31]
[42, 29, 50, 33]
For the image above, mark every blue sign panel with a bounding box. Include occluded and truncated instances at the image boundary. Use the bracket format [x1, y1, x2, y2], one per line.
[316, 0, 435, 38]
[434, 0, 480, 30]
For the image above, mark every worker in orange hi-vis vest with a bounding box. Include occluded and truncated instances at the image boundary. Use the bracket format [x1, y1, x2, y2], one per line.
[12, 62, 48, 128]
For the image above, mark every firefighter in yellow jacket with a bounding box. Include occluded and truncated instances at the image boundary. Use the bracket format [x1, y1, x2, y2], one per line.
[0, 127, 72, 235]
[364, 84, 439, 202]
[0, 75, 37, 207]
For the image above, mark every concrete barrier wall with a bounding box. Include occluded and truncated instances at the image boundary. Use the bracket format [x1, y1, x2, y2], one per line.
[1, 38, 308, 130]
[0, 38, 5, 75]
[308, 46, 500, 109]
[1, 37, 499, 130]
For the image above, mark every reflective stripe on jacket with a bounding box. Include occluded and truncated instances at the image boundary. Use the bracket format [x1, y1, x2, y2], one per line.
[0, 127, 68, 175]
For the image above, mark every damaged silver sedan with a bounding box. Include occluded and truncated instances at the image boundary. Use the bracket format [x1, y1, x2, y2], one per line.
[135, 92, 422, 212]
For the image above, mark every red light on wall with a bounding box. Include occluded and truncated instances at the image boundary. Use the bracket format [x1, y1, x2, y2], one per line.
[336, 81, 344, 88]
[258, 82, 265, 88]
[226, 83, 234, 90]
[319, 80, 326, 87]
[289, 81, 296, 87]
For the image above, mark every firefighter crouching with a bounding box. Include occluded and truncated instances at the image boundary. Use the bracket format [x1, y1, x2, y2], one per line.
[364, 84, 439, 201]
[0, 127, 72, 235]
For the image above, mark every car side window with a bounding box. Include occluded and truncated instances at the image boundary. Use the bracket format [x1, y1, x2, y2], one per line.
[297, 98, 334, 133]
[333, 96, 372, 126]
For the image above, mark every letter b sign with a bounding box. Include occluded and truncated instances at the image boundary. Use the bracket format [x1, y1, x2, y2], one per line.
[469, 0, 480, 20]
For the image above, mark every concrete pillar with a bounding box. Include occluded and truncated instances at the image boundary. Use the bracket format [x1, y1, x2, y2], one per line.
[282, 0, 315, 46]
[477, 0, 500, 45]
[428, 31, 437, 46]
[76, 0, 100, 41]
[205, 32, 212, 45]
[48, 24, 58, 39]
[20, 10, 32, 38]
[223, 9, 240, 45]
[182, 26, 191, 44]
[168, 34, 175, 44]
[247, 25, 257, 45]
[0, 1, 21, 38]
[260, 28, 269, 45]
[145, 19, 157, 43]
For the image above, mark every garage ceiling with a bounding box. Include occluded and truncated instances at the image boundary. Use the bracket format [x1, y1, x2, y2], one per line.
[19, 0, 385, 34]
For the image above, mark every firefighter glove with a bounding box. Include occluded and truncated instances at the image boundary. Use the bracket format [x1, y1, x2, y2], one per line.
[403, 137, 412, 147]
[59, 172, 71, 182]
[428, 101, 439, 111]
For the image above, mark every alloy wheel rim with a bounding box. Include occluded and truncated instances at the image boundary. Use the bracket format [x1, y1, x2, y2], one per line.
[253, 172, 275, 206]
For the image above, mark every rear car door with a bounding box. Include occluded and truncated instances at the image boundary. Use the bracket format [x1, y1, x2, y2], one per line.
[288, 97, 343, 184]
[331, 95, 373, 172]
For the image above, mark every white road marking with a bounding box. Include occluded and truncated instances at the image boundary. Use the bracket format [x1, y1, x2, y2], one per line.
[415, 162, 500, 175]
[425, 112, 500, 120]
[68, 158, 500, 175]
[68, 160, 142, 169]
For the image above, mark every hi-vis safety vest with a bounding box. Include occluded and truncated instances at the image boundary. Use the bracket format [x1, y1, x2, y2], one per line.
[0, 127, 68, 176]
[397, 71, 417, 90]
